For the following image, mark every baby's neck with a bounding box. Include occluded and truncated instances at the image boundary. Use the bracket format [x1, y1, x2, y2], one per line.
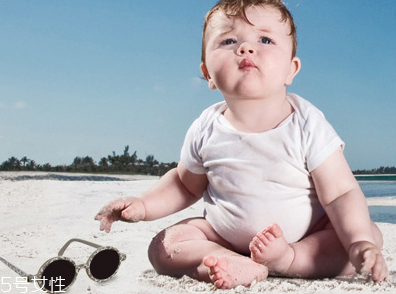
[223, 95, 293, 133]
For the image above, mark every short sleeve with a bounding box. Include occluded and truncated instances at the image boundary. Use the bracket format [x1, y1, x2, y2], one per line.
[303, 109, 345, 172]
[180, 118, 207, 174]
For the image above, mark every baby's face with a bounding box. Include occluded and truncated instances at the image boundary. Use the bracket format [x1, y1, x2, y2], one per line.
[201, 5, 300, 100]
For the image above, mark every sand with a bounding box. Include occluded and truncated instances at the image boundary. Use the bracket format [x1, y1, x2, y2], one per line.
[1, 171, 395, 294]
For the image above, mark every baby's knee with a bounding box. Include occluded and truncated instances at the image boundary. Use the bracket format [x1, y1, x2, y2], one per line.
[148, 228, 179, 275]
[148, 230, 167, 272]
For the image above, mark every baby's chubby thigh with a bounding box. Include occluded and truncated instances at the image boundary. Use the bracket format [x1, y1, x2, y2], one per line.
[148, 217, 234, 278]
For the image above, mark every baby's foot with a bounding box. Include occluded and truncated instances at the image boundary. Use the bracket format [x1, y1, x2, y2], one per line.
[203, 255, 268, 289]
[249, 223, 295, 274]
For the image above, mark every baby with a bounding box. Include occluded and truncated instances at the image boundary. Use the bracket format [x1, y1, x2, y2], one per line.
[95, 0, 388, 289]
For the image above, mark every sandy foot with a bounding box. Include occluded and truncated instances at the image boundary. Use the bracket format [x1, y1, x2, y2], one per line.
[203, 255, 268, 289]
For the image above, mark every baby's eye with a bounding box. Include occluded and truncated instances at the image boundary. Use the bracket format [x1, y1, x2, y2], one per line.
[221, 38, 237, 45]
[260, 37, 273, 44]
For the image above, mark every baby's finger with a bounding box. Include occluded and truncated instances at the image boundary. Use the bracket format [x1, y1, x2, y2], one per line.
[95, 201, 123, 219]
[94, 212, 103, 221]
[99, 218, 113, 233]
[95, 206, 112, 220]
[371, 256, 388, 282]
[359, 250, 376, 275]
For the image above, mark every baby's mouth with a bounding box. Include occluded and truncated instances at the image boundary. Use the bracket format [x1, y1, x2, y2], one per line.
[239, 58, 257, 70]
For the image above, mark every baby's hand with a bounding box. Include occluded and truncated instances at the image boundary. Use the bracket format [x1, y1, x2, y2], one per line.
[94, 197, 146, 233]
[349, 241, 388, 282]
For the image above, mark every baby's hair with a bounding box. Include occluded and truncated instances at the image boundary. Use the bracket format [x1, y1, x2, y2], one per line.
[201, 0, 297, 63]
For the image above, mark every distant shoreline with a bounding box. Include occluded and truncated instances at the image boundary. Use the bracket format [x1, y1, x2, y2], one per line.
[355, 175, 396, 181]
[0, 171, 159, 181]
[1, 171, 395, 182]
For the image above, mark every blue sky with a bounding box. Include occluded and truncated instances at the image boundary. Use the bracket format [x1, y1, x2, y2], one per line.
[1, 0, 395, 170]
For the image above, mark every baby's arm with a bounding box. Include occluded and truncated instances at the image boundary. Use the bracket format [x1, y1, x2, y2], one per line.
[95, 162, 208, 232]
[311, 147, 388, 282]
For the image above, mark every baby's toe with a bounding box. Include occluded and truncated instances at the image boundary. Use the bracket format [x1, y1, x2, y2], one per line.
[267, 223, 284, 238]
[252, 236, 266, 251]
[256, 231, 271, 245]
[203, 255, 217, 268]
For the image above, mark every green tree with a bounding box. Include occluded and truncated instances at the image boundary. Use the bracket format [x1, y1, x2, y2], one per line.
[20, 156, 29, 167]
[98, 157, 108, 167]
[145, 155, 159, 168]
[2, 156, 21, 170]
[72, 157, 83, 166]
[27, 160, 36, 171]
[42, 163, 52, 171]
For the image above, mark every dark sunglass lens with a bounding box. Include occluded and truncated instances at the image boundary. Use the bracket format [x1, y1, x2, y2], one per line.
[41, 260, 75, 292]
[90, 249, 120, 280]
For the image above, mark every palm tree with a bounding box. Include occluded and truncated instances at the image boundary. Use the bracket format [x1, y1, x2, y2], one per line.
[72, 157, 83, 166]
[20, 156, 29, 167]
[4, 156, 21, 170]
[98, 157, 108, 167]
[28, 160, 37, 170]
[42, 163, 52, 171]
[146, 155, 155, 168]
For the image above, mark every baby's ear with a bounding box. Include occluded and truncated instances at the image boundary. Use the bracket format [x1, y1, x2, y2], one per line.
[285, 56, 301, 86]
[200, 63, 217, 90]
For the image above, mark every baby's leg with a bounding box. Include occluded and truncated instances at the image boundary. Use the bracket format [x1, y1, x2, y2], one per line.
[250, 221, 383, 278]
[148, 217, 268, 289]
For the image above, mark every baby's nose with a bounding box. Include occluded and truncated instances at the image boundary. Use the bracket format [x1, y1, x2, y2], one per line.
[238, 42, 255, 55]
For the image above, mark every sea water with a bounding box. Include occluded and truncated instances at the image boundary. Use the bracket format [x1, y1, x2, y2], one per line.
[359, 181, 396, 198]
[358, 178, 396, 224]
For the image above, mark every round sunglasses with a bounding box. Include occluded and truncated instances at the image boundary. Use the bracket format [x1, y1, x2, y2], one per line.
[0, 238, 126, 293]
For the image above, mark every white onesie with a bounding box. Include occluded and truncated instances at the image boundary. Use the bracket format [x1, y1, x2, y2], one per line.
[180, 93, 344, 254]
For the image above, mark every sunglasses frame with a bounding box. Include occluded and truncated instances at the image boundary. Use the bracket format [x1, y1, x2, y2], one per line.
[0, 238, 126, 293]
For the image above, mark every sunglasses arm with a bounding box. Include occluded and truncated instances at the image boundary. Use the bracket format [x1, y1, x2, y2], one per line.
[0, 255, 33, 281]
[57, 238, 102, 256]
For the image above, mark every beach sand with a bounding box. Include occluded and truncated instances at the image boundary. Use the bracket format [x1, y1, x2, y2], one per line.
[1, 171, 395, 294]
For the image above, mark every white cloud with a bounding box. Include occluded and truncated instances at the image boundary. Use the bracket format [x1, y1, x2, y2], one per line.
[14, 101, 28, 109]
[0, 102, 5, 109]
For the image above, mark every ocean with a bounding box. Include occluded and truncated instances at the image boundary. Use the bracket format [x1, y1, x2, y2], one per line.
[356, 175, 396, 198]
[357, 176, 396, 224]
[360, 181, 396, 198]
